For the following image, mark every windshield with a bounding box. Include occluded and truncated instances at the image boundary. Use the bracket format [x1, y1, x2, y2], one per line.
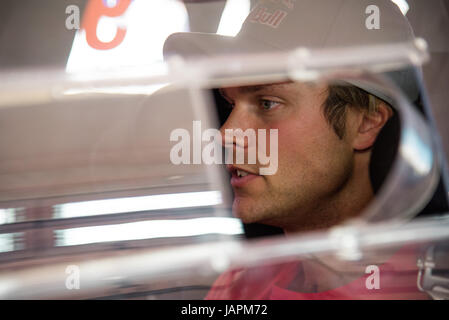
[0, 0, 448, 300]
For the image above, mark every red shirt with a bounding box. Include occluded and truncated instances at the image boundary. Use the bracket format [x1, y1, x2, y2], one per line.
[206, 245, 429, 300]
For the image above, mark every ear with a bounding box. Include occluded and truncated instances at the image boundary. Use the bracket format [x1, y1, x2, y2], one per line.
[352, 102, 393, 151]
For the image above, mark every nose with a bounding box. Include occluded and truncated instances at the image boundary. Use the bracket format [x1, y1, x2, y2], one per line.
[219, 106, 252, 149]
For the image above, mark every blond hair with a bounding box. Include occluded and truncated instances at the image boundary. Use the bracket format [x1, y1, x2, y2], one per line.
[324, 85, 385, 138]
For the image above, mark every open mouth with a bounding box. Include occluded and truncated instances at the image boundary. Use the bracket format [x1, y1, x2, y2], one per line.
[227, 166, 261, 188]
[236, 169, 249, 178]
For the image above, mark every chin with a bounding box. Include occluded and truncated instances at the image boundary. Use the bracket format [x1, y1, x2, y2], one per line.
[232, 198, 267, 224]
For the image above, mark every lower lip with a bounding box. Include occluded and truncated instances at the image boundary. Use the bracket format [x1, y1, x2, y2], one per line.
[230, 173, 261, 188]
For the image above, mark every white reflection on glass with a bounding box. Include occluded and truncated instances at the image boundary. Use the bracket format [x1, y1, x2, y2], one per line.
[400, 129, 432, 175]
[391, 0, 410, 15]
[217, 0, 250, 36]
[55, 217, 243, 246]
[66, 0, 189, 73]
[62, 84, 168, 96]
[54, 191, 222, 219]
[0, 208, 18, 225]
[0, 233, 23, 253]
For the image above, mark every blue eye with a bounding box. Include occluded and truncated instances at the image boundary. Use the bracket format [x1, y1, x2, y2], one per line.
[260, 100, 280, 110]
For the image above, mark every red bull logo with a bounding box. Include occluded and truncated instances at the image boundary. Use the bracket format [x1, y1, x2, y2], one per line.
[248, 6, 288, 28]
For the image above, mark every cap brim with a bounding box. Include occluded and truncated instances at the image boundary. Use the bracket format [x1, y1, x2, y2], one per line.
[163, 32, 276, 60]
[163, 32, 420, 104]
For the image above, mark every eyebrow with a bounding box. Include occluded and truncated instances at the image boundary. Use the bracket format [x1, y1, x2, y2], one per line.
[219, 82, 295, 99]
[238, 85, 267, 94]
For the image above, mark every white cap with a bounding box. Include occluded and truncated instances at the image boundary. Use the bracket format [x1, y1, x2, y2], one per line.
[164, 0, 420, 104]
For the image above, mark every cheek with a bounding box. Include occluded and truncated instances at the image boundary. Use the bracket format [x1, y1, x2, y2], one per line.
[274, 113, 335, 156]
[273, 114, 349, 176]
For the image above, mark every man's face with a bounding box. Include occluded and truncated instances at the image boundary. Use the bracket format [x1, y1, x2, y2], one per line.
[219, 81, 358, 231]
